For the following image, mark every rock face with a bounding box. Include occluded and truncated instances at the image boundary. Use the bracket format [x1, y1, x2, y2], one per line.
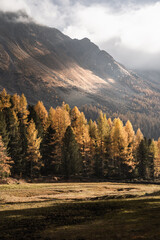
[0, 11, 160, 138]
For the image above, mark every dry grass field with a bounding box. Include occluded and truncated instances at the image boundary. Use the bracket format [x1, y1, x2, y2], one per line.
[0, 182, 160, 239]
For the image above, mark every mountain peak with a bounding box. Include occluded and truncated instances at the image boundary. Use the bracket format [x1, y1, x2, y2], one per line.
[0, 15, 160, 138]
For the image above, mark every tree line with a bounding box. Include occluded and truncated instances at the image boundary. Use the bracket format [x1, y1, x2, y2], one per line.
[0, 89, 160, 180]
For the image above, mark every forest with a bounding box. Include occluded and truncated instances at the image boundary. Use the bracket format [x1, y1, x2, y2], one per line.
[0, 88, 160, 180]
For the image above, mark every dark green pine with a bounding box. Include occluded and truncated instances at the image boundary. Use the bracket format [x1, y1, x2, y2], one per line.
[62, 126, 82, 179]
[41, 125, 57, 175]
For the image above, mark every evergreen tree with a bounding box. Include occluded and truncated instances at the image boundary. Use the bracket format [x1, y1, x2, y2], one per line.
[62, 126, 81, 178]
[5, 109, 23, 177]
[28, 105, 44, 138]
[16, 94, 29, 169]
[41, 125, 57, 175]
[137, 139, 148, 179]
[93, 141, 103, 178]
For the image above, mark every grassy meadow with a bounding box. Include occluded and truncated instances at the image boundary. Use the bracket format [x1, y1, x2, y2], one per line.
[0, 182, 160, 239]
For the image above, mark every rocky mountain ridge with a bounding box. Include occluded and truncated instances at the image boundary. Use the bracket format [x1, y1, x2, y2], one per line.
[0, 11, 160, 138]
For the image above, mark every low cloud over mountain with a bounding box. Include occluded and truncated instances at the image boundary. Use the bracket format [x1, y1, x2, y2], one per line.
[0, 0, 160, 70]
[0, 13, 160, 139]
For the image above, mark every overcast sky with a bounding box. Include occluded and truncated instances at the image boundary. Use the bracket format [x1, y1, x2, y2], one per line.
[0, 0, 160, 70]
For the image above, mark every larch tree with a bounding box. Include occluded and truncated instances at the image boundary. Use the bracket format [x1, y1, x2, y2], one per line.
[97, 111, 109, 154]
[11, 93, 20, 112]
[110, 118, 128, 178]
[88, 119, 98, 176]
[18, 94, 29, 124]
[51, 105, 71, 172]
[71, 107, 90, 175]
[47, 107, 56, 126]
[0, 89, 11, 110]
[34, 101, 48, 134]
[25, 119, 42, 178]
[97, 111, 110, 176]
[0, 110, 9, 148]
[148, 139, 158, 180]
[133, 128, 144, 177]
[155, 138, 160, 178]
[0, 136, 12, 178]
[124, 120, 135, 174]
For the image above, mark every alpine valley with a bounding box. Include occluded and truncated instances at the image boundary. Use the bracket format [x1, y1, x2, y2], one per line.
[0, 11, 160, 139]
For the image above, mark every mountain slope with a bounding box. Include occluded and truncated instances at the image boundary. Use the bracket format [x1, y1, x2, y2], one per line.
[0, 11, 160, 138]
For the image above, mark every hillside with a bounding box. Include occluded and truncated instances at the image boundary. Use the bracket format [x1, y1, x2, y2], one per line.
[0, 11, 160, 138]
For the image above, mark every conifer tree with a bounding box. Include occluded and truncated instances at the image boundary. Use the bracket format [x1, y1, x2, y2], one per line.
[134, 128, 144, 149]
[25, 120, 42, 178]
[62, 102, 71, 113]
[51, 106, 71, 172]
[148, 140, 157, 180]
[89, 120, 98, 140]
[155, 139, 160, 178]
[62, 126, 81, 178]
[5, 109, 23, 177]
[41, 124, 57, 175]
[133, 128, 144, 177]
[28, 105, 44, 138]
[0, 136, 12, 178]
[97, 111, 109, 153]
[93, 141, 103, 178]
[11, 93, 20, 111]
[104, 123, 112, 177]
[18, 94, 29, 124]
[110, 118, 128, 178]
[47, 107, 56, 125]
[87, 120, 98, 176]
[16, 94, 29, 166]
[124, 120, 135, 175]
[0, 89, 11, 110]
[34, 101, 48, 132]
[107, 118, 113, 128]
[97, 111, 110, 176]
[0, 110, 9, 148]
[136, 138, 149, 179]
[71, 108, 90, 175]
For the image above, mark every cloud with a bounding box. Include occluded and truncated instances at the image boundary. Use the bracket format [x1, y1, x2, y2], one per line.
[0, 0, 160, 69]
[63, 2, 160, 54]
[0, 0, 30, 13]
[62, 1, 160, 69]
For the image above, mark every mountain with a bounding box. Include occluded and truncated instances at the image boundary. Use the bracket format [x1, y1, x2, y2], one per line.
[0, 11, 160, 139]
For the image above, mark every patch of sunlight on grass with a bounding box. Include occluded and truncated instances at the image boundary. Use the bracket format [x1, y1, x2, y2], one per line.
[122, 210, 135, 214]
[147, 201, 160, 205]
